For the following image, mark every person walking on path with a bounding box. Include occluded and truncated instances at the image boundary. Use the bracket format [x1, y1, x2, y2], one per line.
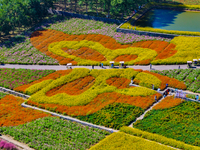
[101, 63, 103, 68]
[152, 84, 154, 90]
[150, 63, 152, 70]
[92, 65, 94, 69]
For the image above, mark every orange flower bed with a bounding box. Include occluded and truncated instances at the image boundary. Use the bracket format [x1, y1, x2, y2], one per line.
[0, 95, 50, 127]
[30, 29, 177, 65]
[46, 76, 95, 96]
[14, 70, 72, 93]
[144, 71, 187, 90]
[134, 59, 151, 65]
[114, 54, 138, 62]
[27, 92, 162, 116]
[106, 77, 133, 89]
[132, 40, 177, 60]
[155, 43, 177, 60]
[153, 96, 183, 110]
[62, 47, 106, 61]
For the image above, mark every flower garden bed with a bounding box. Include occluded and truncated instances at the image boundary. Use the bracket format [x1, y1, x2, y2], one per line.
[133, 101, 200, 146]
[153, 96, 183, 110]
[30, 29, 178, 65]
[0, 117, 110, 150]
[0, 17, 169, 65]
[0, 68, 55, 90]
[10, 68, 185, 129]
[89, 132, 175, 150]
[152, 69, 200, 93]
[0, 95, 50, 127]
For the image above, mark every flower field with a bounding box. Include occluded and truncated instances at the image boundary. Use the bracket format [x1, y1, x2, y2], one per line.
[0, 17, 169, 65]
[151, 36, 200, 64]
[0, 68, 55, 90]
[133, 101, 200, 146]
[152, 69, 200, 93]
[0, 117, 110, 150]
[120, 127, 200, 150]
[10, 68, 187, 129]
[14, 70, 72, 94]
[30, 29, 178, 65]
[89, 132, 175, 150]
[153, 96, 183, 110]
[0, 95, 50, 127]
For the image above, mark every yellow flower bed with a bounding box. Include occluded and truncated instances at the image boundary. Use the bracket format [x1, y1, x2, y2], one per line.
[152, 36, 200, 64]
[120, 127, 200, 150]
[48, 40, 157, 65]
[25, 79, 53, 95]
[89, 132, 175, 150]
[28, 68, 157, 106]
[134, 72, 162, 89]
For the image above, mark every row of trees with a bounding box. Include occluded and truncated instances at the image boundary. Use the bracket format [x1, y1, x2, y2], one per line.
[0, 0, 55, 35]
[0, 0, 163, 35]
[59, 0, 157, 18]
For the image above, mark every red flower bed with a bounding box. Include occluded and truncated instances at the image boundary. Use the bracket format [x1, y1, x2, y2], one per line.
[106, 77, 133, 89]
[0, 95, 50, 127]
[62, 47, 106, 61]
[114, 54, 138, 62]
[46, 76, 95, 96]
[153, 96, 183, 110]
[27, 92, 162, 116]
[132, 40, 177, 60]
[14, 70, 72, 93]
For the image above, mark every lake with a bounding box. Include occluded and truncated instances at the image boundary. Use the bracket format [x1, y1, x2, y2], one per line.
[135, 9, 200, 32]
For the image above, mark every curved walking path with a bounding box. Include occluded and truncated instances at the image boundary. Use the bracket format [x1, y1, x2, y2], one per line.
[1, 64, 200, 70]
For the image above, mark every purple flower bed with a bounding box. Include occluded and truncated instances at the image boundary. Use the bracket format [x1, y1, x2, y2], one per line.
[0, 139, 18, 150]
[0, 68, 55, 90]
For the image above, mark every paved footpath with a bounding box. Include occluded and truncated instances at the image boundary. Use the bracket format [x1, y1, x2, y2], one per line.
[1, 64, 200, 70]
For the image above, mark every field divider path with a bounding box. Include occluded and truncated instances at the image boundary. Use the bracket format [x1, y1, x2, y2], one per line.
[21, 102, 118, 133]
[0, 86, 30, 99]
[128, 96, 165, 127]
[1, 64, 199, 71]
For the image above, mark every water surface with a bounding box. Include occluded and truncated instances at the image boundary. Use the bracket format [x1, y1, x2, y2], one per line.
[135, 9, 200, 32]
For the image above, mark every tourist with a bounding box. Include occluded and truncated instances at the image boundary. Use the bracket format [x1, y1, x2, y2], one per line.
[152, 84, 154, 90]
[196, 95, 199, 101]
[92, 65, 94, 69]
[155, 95, 157, 102]
[150, 63, 152, 70]
[165, 83, 168, 89]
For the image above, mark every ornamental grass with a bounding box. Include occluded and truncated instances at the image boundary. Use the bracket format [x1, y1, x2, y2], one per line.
[0, 95, 50, 127]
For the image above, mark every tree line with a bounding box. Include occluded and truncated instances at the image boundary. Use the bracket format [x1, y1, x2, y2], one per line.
[59, 0, 159, 18]
[0, 0, 162, 35]
[0, 0, 55, 35]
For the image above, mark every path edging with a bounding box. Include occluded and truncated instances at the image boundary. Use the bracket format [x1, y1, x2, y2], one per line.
[21, 102, 118, 133]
